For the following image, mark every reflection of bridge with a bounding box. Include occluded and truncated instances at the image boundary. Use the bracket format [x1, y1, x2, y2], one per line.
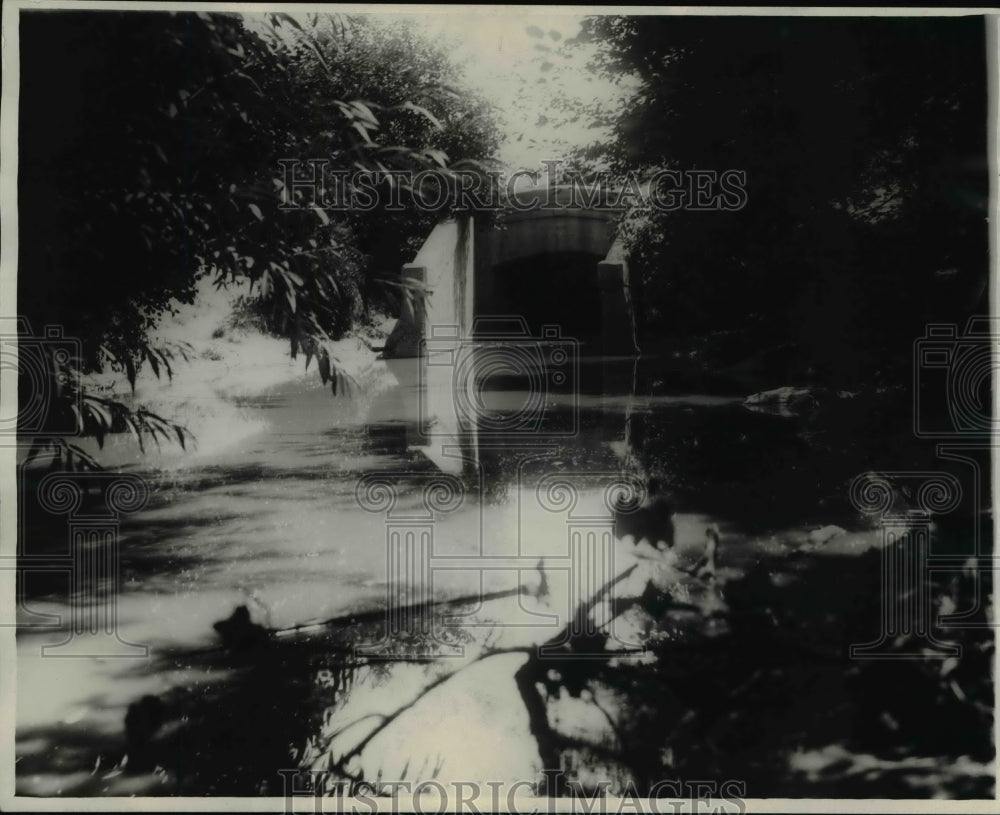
[384, 185, 638, 359]
[380, 185, 641, 476]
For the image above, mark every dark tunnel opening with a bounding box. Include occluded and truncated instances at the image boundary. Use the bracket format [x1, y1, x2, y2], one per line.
[483, 251, 605, 352]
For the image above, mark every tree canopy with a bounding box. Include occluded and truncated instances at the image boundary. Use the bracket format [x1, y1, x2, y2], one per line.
[566, 16, 989, 387]
[17, 11, 500, 464]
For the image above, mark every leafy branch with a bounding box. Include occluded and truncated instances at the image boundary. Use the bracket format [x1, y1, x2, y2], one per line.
[304, 564, 655, 789]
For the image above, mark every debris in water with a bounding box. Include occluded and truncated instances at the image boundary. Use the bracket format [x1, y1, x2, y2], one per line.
[213, 604, 270, 649]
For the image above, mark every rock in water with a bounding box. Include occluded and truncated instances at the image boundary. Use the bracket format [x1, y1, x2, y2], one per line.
[798, 524, 848, 552]
[613, 479, 676, 550]
[743, 386, 821, 418]
[213, 604, 269, 649]
[808, 524, 847, 547]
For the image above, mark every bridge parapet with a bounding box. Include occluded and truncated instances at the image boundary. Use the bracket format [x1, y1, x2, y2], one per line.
[384, 186, 638, 360]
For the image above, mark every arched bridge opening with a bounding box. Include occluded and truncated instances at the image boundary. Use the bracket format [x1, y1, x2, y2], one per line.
[379, 185, 640, 473]
[484, 250, 605, 350]
[384, 185, 638, 359]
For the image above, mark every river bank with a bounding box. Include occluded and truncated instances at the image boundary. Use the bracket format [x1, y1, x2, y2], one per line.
[65, 279, 396, 469]
[13, 288, 994, 800]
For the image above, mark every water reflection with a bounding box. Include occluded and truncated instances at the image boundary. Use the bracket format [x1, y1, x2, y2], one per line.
[14, 344, 994, 798]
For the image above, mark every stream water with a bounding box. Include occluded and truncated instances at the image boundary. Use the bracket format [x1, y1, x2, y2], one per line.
[14, 352, 990, 798]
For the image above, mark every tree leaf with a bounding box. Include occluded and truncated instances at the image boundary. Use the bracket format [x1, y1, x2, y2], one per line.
[398, 101, 443, 131]
[317, 348, 331, 385]
[70, 403, 84, 435]
[145, 348, 160, 379]
[276, 12, 304, 33]
[350, 100, 380, 127]
[125, 356, 137, 392]
[85, 398, 113, 430]
[351, 122, 373, 144]
[311, 205, 330, 226]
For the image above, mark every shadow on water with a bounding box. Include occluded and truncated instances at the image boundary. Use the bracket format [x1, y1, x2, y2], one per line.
[15, 355, 994, 798]
[15, 530, 994, 798]
[16, 618, 437, 796]
[472, 544, 992, 798]
[17, 640, 326, 795]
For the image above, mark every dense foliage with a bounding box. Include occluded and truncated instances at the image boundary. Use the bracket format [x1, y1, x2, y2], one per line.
[542, 16, 995, 793]
[17, 11, 499, 463]
[565, 16, 989, 389]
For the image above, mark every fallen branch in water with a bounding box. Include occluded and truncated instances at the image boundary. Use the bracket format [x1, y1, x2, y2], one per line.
[311, 563, 646, 791]
[271, 584, 528, 638]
